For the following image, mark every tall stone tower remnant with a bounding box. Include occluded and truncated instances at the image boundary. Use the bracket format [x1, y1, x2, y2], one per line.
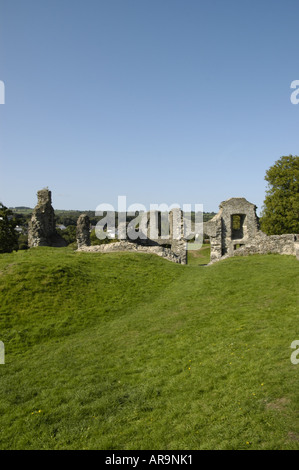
[76, 214, 91, 249]
[28, 188, 67, 248]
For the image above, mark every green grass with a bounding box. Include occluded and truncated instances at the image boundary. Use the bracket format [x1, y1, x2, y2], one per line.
[188, 243, 211, 265]
[0, 247, 298, 449]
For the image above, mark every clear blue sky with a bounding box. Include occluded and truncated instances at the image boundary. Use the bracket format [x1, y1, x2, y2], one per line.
[0, 0, 298, 214]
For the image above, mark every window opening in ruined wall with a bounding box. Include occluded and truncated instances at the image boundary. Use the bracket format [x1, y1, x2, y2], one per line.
[231, 214, 246, 240]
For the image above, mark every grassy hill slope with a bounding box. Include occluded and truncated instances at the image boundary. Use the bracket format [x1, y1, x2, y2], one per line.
[0, 248, 298, 449]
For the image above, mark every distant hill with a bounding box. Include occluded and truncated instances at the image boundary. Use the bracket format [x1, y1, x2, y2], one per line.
[10, 207, 33, 214]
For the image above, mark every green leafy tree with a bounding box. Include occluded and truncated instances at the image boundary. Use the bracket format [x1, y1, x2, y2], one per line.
[0, 203, 19, 253]
[260, 155, 299, 235]
[18, 233, 29, 250]
[90, 229, 118, 246]
[56, 225, 77, 245]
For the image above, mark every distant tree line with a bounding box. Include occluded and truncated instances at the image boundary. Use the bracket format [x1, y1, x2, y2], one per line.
[0, 203, 19, 253]
[5, 209, 217, 251]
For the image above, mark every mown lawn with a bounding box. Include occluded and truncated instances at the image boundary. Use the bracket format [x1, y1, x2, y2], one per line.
[0, 247, 298, 449]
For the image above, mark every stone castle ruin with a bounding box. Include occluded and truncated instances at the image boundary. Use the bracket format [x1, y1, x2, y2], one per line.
[76, 208, 188, 264]
[203, 197, 298, 263]
[76, 214, 91, 249]
[28, 189, 299, 264]
[28, 189, 67, 248]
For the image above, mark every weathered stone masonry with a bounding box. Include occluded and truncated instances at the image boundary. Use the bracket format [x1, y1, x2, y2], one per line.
[28, 189, 67, 248]
[203, 197, 298, 263]
[28, 189, 298, 264]
[76, 214, 91, 249]
[77, 208, 188, 264]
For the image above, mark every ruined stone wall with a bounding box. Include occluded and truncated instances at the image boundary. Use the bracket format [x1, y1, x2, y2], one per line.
[127, 208, 187, 264]
[77, 241, 185, 263]
[232, 232, 297, 257]
[203, 212, 223, 261]
[76, 214, 91, 249]
[204, 197, 298, 263]
[169, 208, 187, 264]
[77, 208, 188, 264]
[220, 198, 260, 257]
[28, 189, 67, 248]
[30, 189, 297, 265]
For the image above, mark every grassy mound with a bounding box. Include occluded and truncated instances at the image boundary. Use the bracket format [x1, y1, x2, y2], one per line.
[0, 247, 298, 449]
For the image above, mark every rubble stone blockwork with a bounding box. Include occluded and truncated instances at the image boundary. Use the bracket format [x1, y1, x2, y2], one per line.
[76, 214, 91, 249]
[28, 189, 67, 248]
[77, 208, 188, 264]
[29, 190, 298, 265]
[78, 241, 185, 263]
[204, 197, 298, 263]
[169, 208, 188, 264]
